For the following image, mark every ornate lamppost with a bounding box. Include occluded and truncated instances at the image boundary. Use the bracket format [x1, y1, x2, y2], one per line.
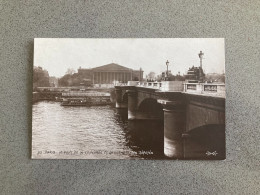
[198, 51, 204, 82]
[198, 51, 204, 68]
[166, 60, 169, 80]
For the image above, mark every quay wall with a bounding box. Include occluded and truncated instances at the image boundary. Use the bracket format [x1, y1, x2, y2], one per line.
[32, 92, 40, 103]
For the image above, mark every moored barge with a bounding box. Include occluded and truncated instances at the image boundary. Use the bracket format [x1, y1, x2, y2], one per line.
[61, 96, 111, 106]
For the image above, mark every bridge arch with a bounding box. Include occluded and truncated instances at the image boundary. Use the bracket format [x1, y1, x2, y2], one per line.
[122, 92, 128, 104]
[183, 124, 225, 159]
[137, 98, 163, 119]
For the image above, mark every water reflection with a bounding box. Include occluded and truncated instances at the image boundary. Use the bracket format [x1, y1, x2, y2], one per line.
[32, 101, 164, 159]
[114, 108, 164, 159]
[184, 124, 225, 160]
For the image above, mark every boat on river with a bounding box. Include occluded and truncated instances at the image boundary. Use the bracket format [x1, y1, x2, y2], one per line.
[61, 96, 111, 106]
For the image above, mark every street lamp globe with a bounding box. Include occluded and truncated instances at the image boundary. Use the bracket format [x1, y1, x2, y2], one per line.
[198, 51, 204, 68]
[198, 51, 204, 58]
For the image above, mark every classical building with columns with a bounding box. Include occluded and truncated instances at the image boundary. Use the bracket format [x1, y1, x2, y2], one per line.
[78, 63, 143, 84]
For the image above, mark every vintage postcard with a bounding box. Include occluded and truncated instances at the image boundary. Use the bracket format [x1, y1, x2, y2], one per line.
[32, 38, 225, 159]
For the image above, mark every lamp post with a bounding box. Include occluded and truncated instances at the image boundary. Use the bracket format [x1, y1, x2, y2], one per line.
[166, 60, 169, 80]
[198, 51, 204, 68]
[198, 51, 204, 82]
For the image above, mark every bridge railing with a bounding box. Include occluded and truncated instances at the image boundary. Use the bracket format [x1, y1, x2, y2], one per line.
[136, 81, 162, 89]
[183, 83, 225, 97]
[127, 81, 225, 97]
[137, 81, 185, 92]
[160, 81, 184, 91]
[123, 81, 225, 97]
[129, 81, 184, 92]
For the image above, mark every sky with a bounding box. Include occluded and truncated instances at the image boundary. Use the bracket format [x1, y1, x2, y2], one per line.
[34, 38, 225, 78]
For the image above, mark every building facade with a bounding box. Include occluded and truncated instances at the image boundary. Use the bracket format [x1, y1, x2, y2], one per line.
[185, 66, 205, 83]
[78, 63, 143, 84]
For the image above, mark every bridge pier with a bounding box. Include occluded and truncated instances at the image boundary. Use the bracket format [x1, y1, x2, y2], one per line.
[127, 90, 138, 120]
[158, 100, 186, 159]
[115, 88, 127, 108]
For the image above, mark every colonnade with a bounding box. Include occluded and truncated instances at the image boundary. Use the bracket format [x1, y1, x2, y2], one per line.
[93, 71, 132, 84]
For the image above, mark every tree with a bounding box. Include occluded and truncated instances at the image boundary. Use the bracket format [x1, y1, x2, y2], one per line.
[166, 72, 185, 81]
[58, 74, 72, 86]
[33, 66, 50, 89]
[205, 73, 225, 83]
[147, 72, 156, 80]
[65, 68, 76, 75]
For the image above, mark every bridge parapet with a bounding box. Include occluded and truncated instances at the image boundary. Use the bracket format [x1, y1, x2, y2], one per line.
[183, 83, 225, 97]
[138, 81, 162, 89]
[121, 81, 225, 98]
[160, 81, 184, 92]
[136, 81, 184, 92]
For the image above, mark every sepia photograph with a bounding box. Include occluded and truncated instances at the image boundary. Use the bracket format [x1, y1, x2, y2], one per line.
[32, 38, 225, 160]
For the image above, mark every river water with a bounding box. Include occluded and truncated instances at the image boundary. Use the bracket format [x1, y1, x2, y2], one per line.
[32, 101, 164, 159]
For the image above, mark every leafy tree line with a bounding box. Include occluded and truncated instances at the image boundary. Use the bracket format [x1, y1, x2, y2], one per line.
[146, 71, 185, 82]
[58, 68, 92, 87]
[146, 71, 225, 83]
[205, 73, 225, 83]
[33, 66, 50, 88]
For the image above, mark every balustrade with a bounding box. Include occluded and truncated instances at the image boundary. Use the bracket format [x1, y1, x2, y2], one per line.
[183, 83, 225, 97]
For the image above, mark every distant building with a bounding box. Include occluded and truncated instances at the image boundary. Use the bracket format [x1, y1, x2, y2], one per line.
[78, 63, 143, 84]
[185, 66, 205, 83]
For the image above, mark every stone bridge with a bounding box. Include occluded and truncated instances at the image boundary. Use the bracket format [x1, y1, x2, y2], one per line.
[113, 82, 225, 160]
